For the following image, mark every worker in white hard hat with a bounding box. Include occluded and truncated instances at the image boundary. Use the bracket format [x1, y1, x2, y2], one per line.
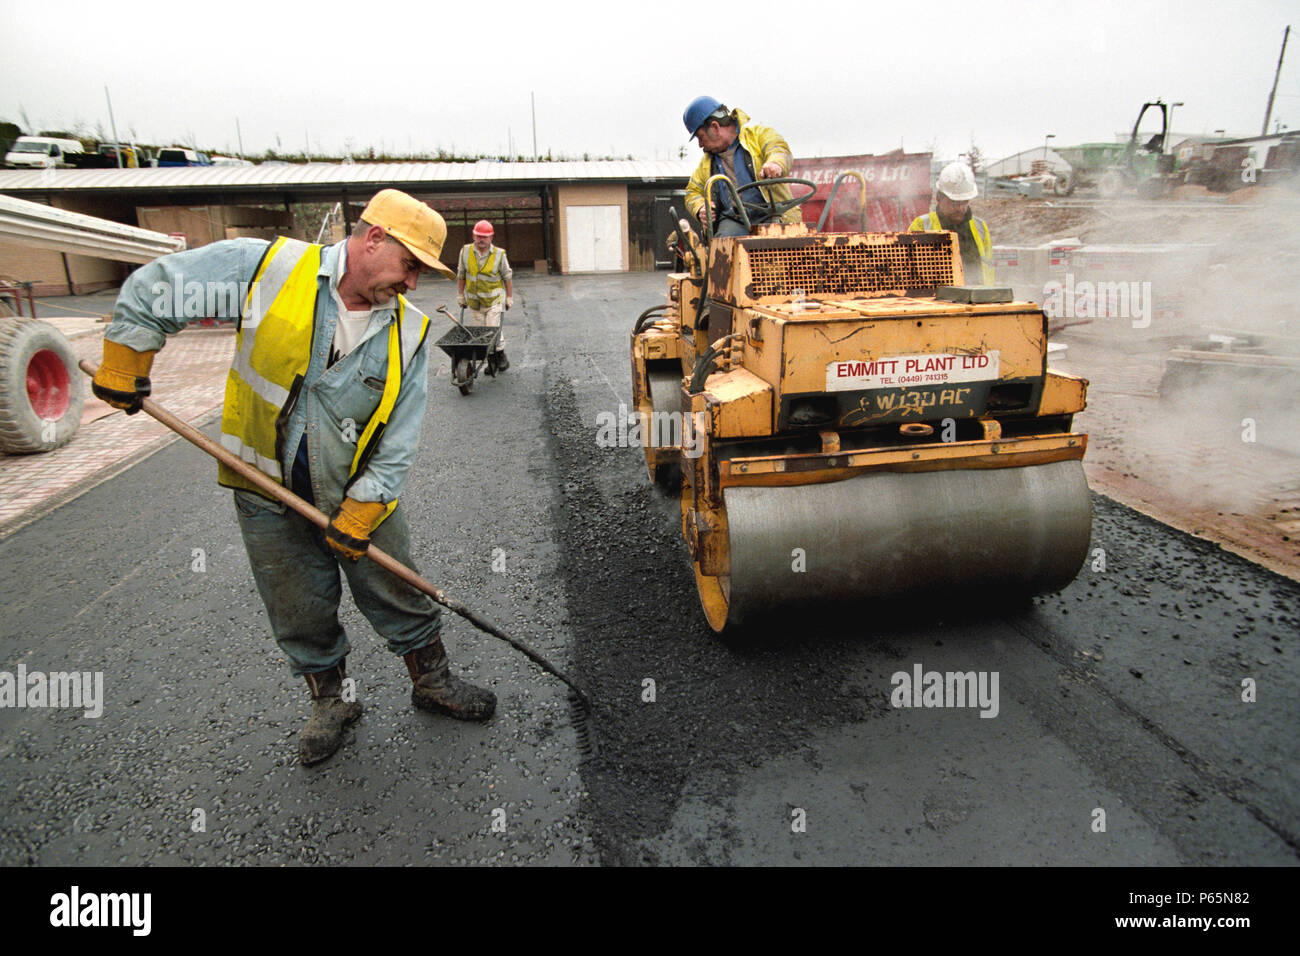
[909, 162, 994, 284]
[456, 220, 514, 373]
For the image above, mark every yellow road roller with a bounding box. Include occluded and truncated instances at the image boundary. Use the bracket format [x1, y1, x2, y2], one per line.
[630, 176, 1092, 632]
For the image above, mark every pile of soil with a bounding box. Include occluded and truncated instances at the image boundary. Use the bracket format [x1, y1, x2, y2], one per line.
[977, 189, 1297, 247]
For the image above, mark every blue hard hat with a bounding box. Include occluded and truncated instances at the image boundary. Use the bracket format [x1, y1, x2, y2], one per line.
[683, 95, 725, 138]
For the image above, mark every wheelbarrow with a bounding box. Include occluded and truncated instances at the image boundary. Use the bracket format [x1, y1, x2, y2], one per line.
[435, 306, 501, 396]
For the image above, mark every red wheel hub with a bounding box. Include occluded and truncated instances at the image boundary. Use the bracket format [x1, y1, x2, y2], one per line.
[26, 348, 71, 420]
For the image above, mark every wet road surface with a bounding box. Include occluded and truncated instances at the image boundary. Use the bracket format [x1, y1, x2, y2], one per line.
[1, 272, 1295, 866]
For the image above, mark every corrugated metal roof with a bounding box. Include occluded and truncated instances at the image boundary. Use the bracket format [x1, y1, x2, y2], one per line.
[0, 159, 696, 191]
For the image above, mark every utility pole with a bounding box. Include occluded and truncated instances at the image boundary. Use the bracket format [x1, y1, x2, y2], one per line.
[236, 117, 245, 159]
[1262, 25, 1290, 136]
[531, 91, 538, 162]
[104, 87, 122, 167]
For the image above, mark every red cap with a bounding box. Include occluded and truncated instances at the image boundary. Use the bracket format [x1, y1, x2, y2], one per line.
[472, 220, 494, 238]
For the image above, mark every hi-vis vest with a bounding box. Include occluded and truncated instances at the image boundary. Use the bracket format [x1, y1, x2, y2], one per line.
[463, 246, 505, 310]
[218, 237, 430, 524]
[909, 212, 994, 284]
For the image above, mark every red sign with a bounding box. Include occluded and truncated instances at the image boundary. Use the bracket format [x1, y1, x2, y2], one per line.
[793, 152, 932, 232]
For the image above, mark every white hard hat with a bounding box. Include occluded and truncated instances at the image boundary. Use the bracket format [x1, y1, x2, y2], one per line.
[936, 162, 978, 201]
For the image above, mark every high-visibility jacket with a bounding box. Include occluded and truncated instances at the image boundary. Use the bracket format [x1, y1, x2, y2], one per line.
[908, 212, 994, 284]
[685, 109, 799, 227]
[462, 244, 507, 310]
[219, 236, 430, 527]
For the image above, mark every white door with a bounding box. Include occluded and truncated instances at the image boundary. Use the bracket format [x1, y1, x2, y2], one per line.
[566, 204, 621, 272]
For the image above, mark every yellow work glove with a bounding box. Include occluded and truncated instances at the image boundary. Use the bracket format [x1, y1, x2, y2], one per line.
[92, 339, 157, 414]
[325, 497, 388, 562]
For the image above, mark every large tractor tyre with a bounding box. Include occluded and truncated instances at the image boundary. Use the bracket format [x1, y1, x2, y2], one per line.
[0, 317, 84, 454]
[1052, 171, 1077, 196]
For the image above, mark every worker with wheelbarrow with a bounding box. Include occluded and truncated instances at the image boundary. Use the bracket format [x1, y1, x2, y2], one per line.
[456, 219, 513, 375]
[435, 305, 501, 396]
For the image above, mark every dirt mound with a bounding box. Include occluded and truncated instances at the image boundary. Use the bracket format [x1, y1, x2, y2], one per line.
[977, 191, 1298, 247]
[978, 198, 1093, 245]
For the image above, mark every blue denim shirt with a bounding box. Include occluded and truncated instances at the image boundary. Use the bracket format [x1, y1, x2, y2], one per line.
[710, 139, 759, 222]
[105, 237, 430, 510]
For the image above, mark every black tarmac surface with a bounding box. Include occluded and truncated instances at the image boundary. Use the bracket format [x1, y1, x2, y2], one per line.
[0, 272, 1295, 866]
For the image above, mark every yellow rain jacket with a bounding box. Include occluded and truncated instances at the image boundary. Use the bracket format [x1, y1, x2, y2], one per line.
[908, 211, 995, 284]
[685, 109, 799, 226]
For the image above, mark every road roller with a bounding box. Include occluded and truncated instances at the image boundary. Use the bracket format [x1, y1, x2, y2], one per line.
[629, 175, 1092, 632]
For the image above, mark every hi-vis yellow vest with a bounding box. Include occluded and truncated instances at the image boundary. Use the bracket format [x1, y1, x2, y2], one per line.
[218, 237, 430, 523]
[463, 246, 505, 310]
[908, 212, 994, 284]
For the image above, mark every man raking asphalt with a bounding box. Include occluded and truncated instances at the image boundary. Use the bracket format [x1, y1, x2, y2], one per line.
[80, 358, 591, 712]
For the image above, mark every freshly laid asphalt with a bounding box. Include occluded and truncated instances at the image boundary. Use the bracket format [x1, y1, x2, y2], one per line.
[0, 272, 1295, 865]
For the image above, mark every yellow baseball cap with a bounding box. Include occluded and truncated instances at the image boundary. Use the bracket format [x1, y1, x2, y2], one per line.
[360, 189, 456, 279]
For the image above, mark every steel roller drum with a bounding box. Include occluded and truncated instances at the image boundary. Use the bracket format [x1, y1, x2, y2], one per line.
[648, 369, 683, 420]
[717, 458, 1092, 628]
[646, 369, 685, 485]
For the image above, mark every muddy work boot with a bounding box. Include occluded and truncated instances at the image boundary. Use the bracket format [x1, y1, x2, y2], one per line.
[299, 661, 363, 766]
[404, 639, 496, 721]
[495, 349, 509, 372]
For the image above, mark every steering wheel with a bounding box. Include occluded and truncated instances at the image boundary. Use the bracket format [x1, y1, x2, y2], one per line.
[732, 176, 818, 222]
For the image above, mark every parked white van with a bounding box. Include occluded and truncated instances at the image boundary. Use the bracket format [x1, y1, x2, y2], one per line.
[3, 136, 86, 169]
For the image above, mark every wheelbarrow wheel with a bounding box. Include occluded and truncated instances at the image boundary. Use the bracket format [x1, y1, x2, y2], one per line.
[452, 357, 474, 396]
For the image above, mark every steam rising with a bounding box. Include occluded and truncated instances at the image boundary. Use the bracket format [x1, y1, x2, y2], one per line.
[984, 189, 1300, 567]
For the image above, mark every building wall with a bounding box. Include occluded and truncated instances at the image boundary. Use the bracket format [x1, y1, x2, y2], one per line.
[444, 223, 545, 271]
[0, 194, 137, 296]
[983, 148, 1068, 178]
[0, 240, 130, 297]
[136, 205, 296, 249]
[627, 188, 683, 271]
[553, 183, 628, 274]
[53, 194, 142, 226]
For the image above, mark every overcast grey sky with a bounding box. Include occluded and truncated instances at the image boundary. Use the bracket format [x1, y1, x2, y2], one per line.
[1, 0, 1295, 163]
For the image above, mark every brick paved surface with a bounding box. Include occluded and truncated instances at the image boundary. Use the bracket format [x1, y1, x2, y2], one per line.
[0, 322, 233, 534]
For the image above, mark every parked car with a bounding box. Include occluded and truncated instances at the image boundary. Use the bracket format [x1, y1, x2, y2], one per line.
[156, 147, 213, 167]
[65, 143, 141, 168]
[3, 136, 85, 169]
[100, 143, 140, 167]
